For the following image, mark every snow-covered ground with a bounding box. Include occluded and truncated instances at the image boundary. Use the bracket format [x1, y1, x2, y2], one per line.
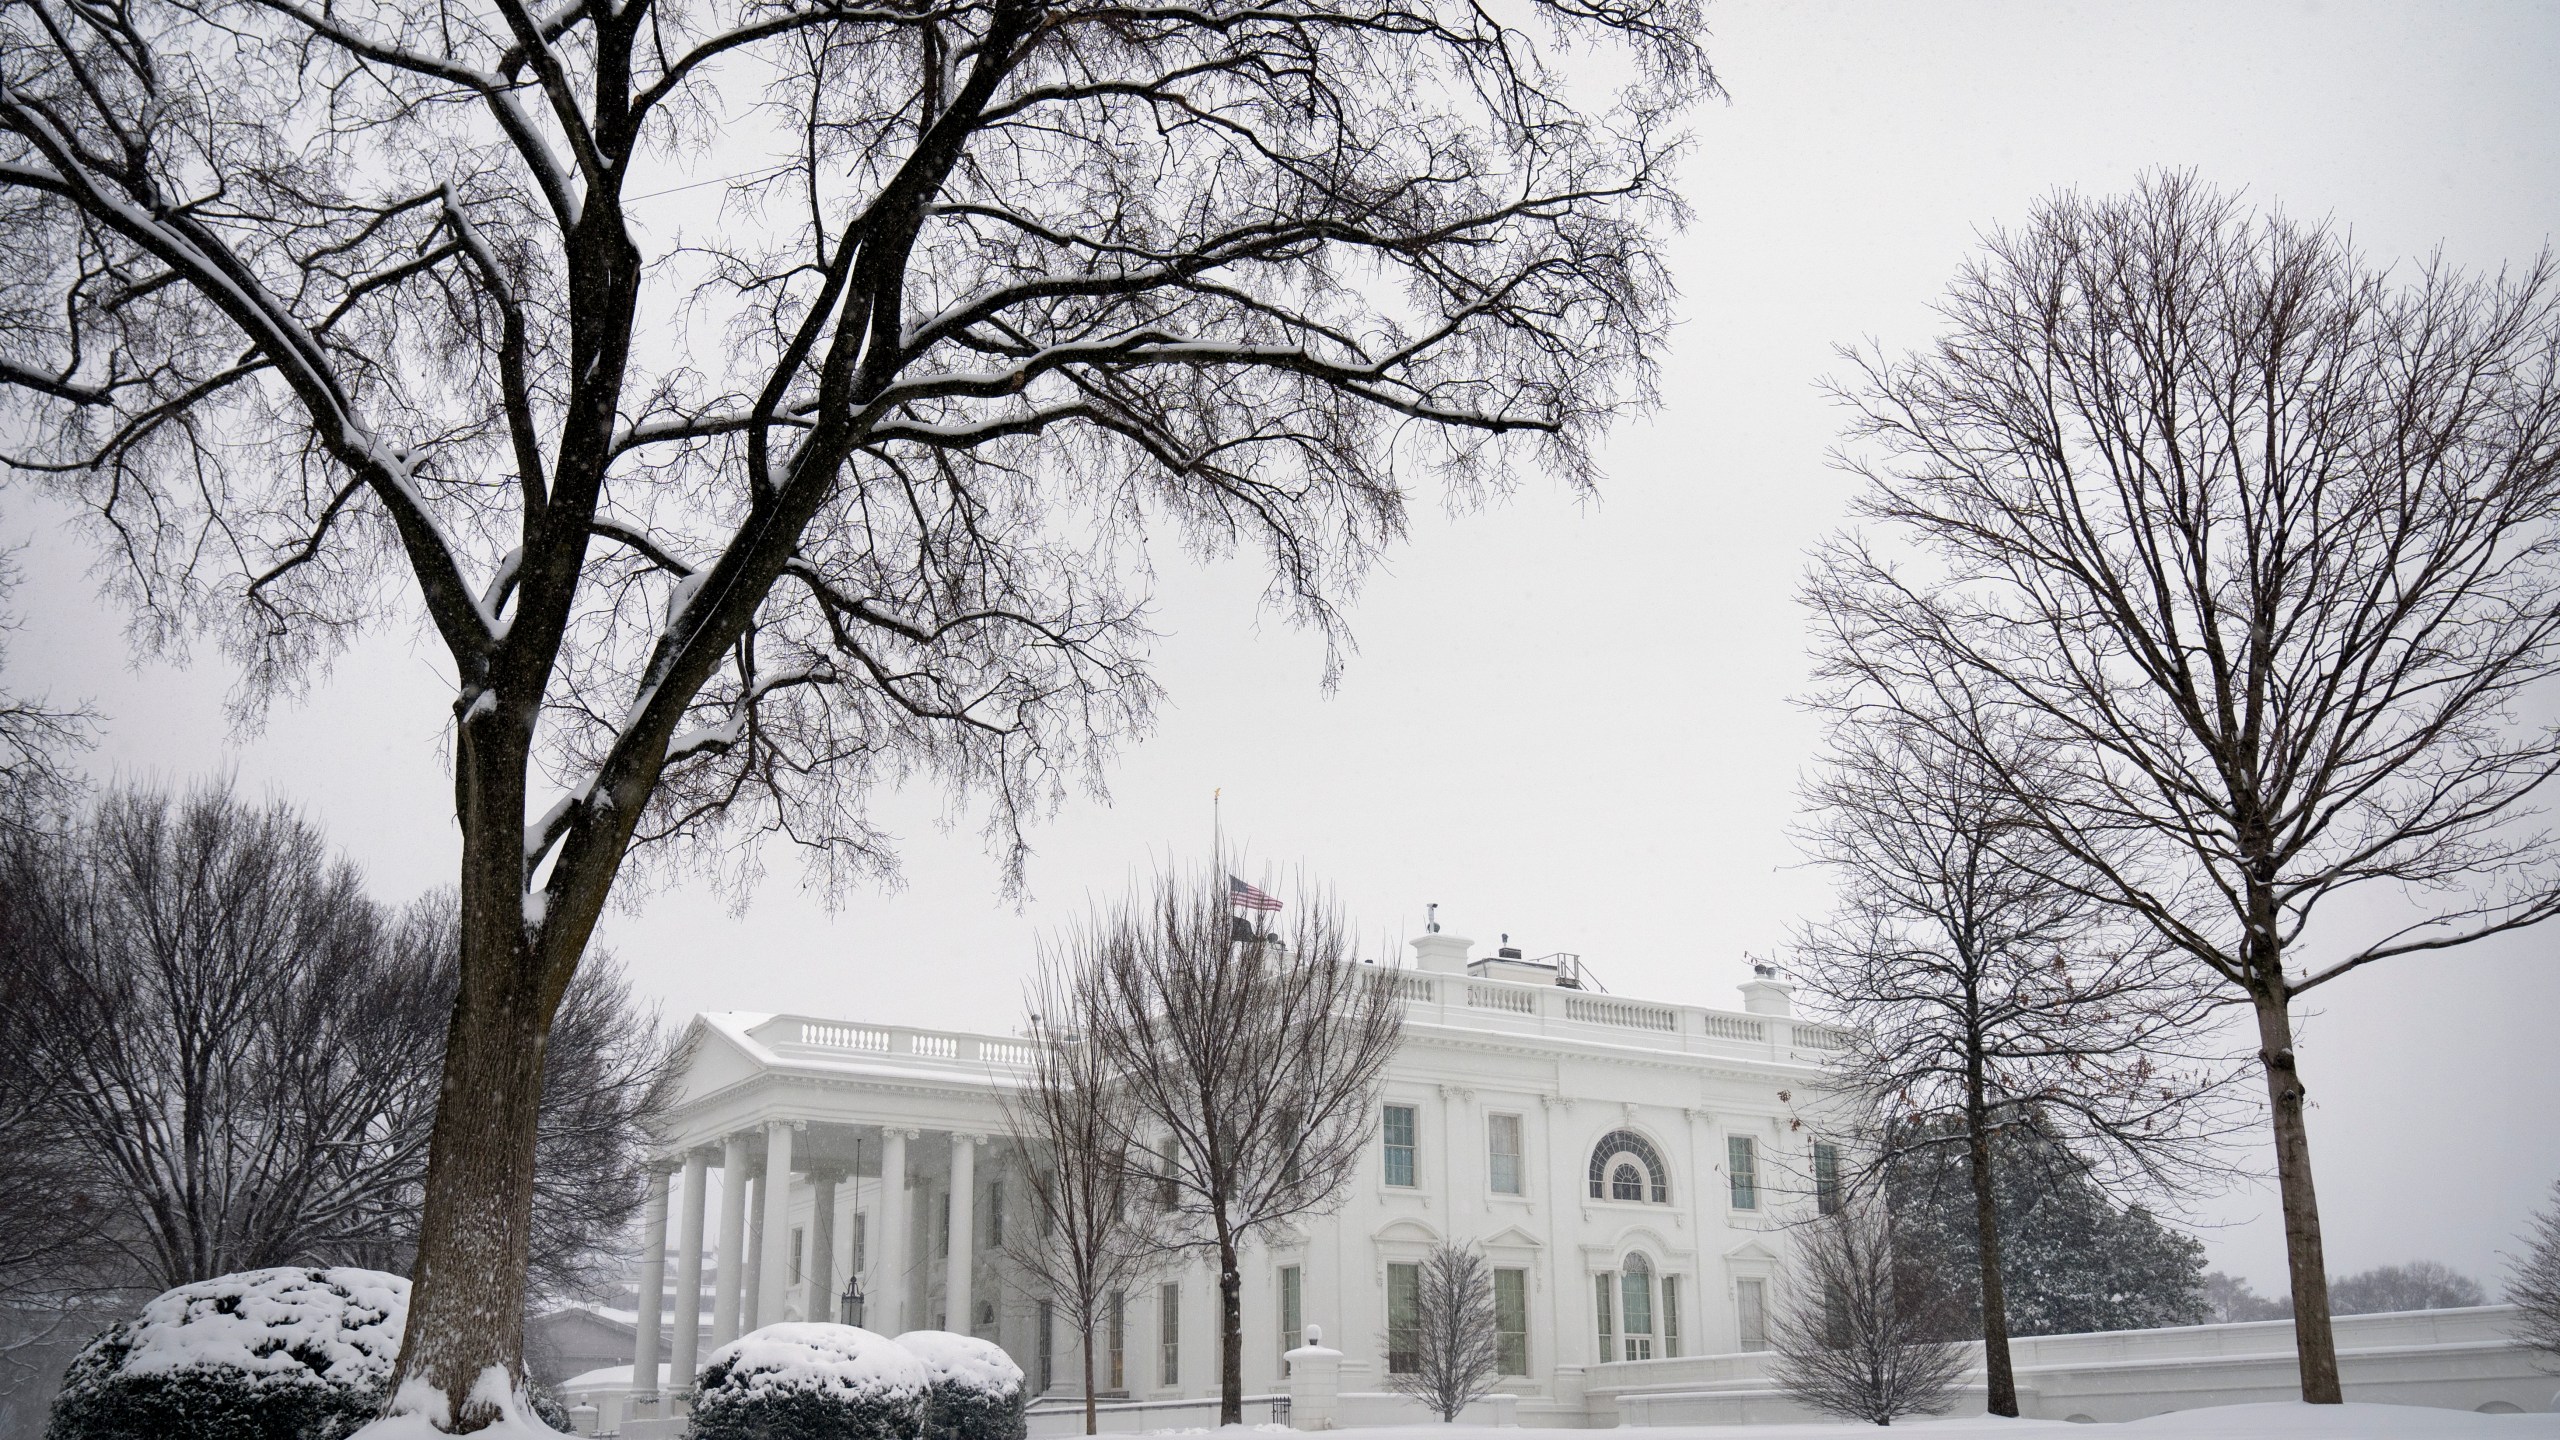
[1272, 1408, 2560, 1440]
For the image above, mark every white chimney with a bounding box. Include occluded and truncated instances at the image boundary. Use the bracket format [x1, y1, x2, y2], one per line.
[1410, 931, 1474, 974]
[1739, 964, 1794, 1017]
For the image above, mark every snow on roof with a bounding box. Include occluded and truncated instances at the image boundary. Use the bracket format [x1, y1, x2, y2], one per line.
[561, 1362, 670, 1392]
[705, 1323, 927, 1401]
[118, 1268, 407, 1385]
[895, 1330, 1024, 1394]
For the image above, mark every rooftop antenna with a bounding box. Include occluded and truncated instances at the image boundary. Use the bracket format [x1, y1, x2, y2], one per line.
[1425, 903, 1440, 934]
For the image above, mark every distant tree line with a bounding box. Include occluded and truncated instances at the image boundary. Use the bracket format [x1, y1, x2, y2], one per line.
[0, 781, 675, 1431]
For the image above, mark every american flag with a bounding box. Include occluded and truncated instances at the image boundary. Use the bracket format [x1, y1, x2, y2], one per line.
[1229, 875, 1283, 913]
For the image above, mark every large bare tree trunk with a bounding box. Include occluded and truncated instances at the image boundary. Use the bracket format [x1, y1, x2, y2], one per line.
[1963, 1082, 2016, 1418]
[399, 727, 564, 1420]
[1082, 1323, 1099, 1435]
[2253, 986, 2340, 1402]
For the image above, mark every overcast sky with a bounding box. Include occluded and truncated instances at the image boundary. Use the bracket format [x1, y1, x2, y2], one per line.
[8, 0, 2559, 1299]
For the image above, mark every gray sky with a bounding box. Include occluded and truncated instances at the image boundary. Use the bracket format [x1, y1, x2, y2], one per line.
[8, 0, 2558, 1299]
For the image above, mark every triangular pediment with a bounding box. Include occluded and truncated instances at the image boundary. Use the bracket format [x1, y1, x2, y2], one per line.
[1724, 1237, 1782, 1263]
[1480, 1225, 1544, 1251]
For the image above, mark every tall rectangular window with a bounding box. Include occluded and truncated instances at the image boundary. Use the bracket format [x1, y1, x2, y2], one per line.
[938, 1191, 952, 1256]
[1737, 1279, 1768, 1353]
[852, 1212, 867, 1269]
[1159, 1283, 1181, 1386]
[1813, 1143, 1841, 1216]
[988, 1180, 1005, 1248]
[1383, 1105, 1418, 1187]
[1157, 1141, 1179, 1210]
[1487, 1114, 1523, 1195]
[790, 1227, 806, 1285]
[1386, 1262, 1422, 1373]
[1661, 1276, 1681, 1358]
[1108, 1291, 1126, 1391]
[1494, 1268, 1529, 1375]
[1594, 1274, 1613, 1360]
[1620, 1268, 1653, 1360]
[1280, 1266, 1303, 1360]
[1037, 1302, 1055, 1392]
[1728, 1135, 1759, 1210]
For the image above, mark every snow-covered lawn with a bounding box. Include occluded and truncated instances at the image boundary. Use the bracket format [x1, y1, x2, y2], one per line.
[1275, 1408, 2560, 1440]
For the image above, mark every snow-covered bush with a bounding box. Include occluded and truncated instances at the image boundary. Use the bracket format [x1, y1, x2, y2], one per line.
[895, 1332, 1026, 1440]
[46, 1268, 407, 1440]
[688, 1324, 927, 1440]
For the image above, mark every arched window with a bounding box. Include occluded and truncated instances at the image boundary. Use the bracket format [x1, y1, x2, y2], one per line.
[1587, 1129, 1669, 1202]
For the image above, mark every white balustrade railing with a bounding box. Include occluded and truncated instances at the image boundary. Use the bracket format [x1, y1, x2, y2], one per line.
[1699, 1013, 1767, 1043]
[1562, 994, 1679, 1032]
[1466, 982, 1536, 1014]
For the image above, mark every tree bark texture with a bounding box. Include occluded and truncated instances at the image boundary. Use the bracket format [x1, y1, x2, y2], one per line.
[1219, 1237, 1243, 1427]
[2255, 989, 2341, 1403]
[1964, 1089, 2017, 1418]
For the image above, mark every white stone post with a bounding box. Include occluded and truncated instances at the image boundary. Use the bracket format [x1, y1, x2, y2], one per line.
[946, 1133, 978, 1334]
[672, 1150, 709, 1394]
[714, 1132, 751, 1344]
[632, 1166, 669, 1411]
[757, 1120, 796, 1329]
[810, 1171, 839, 1324]
[880, 1128, 913, 1332]
[742, 1176, 764, 1328]
[1285, 1324, 1342, 1430]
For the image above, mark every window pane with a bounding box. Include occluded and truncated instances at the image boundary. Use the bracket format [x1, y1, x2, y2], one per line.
[1281, 1266, 1303, 1360]
[1738, 1279, 1767, 1352]
[1728, 1135, 1758, 1210]
[1109, 1291, 1125, 1390]
[1662, 1276, 1680, 1359]
[1387, 1263, 1421, 1374]
[1384, 1105, 1418, 1187]
[989, 1181, 1004, 1248]
[1161, 1282, 1180, 1386]
[1621, 1266, 1652, 1337]
[1594, 1273, 1613, 1358]
[1488, 1114, 1523, 1195]
[1037, 1302, 1055, 1392]
[1814, 1143, 1841, 1216]
[1495, 1269, 1529, 1375]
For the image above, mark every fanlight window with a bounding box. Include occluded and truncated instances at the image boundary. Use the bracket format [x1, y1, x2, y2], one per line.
[1587, 1129, 1669, 1203]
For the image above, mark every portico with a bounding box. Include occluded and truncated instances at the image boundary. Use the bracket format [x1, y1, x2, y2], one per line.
[626, 1019, 1040, 1416]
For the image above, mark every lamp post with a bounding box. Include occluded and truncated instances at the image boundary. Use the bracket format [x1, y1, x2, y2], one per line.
[839, 1274, 866, 1329]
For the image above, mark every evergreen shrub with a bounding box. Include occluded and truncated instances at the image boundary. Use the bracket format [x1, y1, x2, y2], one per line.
[688, 1323, 927, 1440]
[895, 1331, 1026, 1440]
[45, 1268, 408, 1440]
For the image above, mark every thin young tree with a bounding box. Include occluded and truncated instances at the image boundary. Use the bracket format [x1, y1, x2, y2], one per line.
[2511, 1179, 2560, 1367]
[1387, 1241, 1502, 1423]
[1793, 713, 2231, 1415]
[1808, 172, 2560, 1401]
[999, 965, 1165, 1435]
[0, 550, 90, 833]
[1767, 1202, 1968, 1427]
[0, 0, 1710, 1417]
[1068, 863, 1403, 1424]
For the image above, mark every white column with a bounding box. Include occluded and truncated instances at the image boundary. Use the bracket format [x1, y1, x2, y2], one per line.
[714, 1132, 750, 1345]
[880, 1128, 912, 1332]
[757, 1120, 796, 1329]
[946, 1133, 979, 1334]
[743, 1176, 764, 1329]
[673, 1150, 709, 1393]
[632, 1166, 670, 1408]
[810, 1170, 839, 1325]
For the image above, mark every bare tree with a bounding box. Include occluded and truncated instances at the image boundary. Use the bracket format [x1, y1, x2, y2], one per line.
[1792, 712, 2234, 1414]
[1000, 964, 1165, 1434]
[0, 0, 1708, 1410]
[1767, 1202, 1969, 1426]
[2511, 1180, 2560, 1368]
[0, 548, 90, 832]
[1387, 1241, 1501, 1423]
[0, 781, 674, 1307]
[2328, 1261, 2483, 1315]
[1807, 172, 2560, 1402]
[1067, 862, 1403, 1424]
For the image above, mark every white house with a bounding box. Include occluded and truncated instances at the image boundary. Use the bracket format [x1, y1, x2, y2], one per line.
[617, 930, 1850, 1428]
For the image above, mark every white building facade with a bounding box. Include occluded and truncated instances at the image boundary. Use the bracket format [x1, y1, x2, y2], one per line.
[624, 931, 1849, 1427]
